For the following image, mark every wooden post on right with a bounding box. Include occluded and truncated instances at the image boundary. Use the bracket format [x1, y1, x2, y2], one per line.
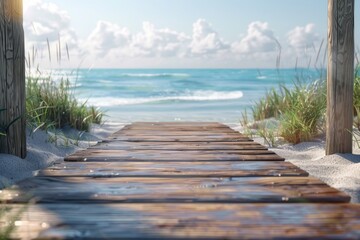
[326, 0, 355, 155]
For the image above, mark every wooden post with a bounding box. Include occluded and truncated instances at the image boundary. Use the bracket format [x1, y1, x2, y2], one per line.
[326, 0, 355, 155]
[0, 0, 26, 158]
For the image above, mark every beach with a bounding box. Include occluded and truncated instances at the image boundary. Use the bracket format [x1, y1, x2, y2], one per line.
[0, 68, 359, 202]
[0, 122, 359, 203]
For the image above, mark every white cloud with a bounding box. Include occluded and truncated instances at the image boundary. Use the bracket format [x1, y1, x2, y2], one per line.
[84, 19, 229, 59]
[22, 1, 323, 68]
[131, 22, 190, 57]
[83, 19, 232, 63]
[232, 21, 278, 54]
[85, 21, 130, 57]
[24, 0, 78, 63]
[84, 21, 189, 58]
[24, 0, 77, 43]
[287, 23, 319, 50]
[189, 19, 229, 55]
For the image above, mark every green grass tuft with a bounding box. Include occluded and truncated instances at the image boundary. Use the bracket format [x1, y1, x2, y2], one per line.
[353, 75, 360, 130]
[242, 77, 327, 144]
[26, 72, 104, 132]
[279, 80, 326, 143]
[242, 69, 360, 145]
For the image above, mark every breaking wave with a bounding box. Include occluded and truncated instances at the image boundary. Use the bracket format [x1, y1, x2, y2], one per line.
[84, 90, 244, 107]
[119, 73, 190, 78]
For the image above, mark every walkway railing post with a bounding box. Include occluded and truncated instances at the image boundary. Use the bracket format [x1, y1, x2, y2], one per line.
[0, 0, 26, 158]
[326, 0, 355, 155]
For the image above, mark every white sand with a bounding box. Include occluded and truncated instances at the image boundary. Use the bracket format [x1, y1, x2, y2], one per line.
[0, 122, 125, 189]
[1, 122, 359, 203]
[273, 142, 360, 203]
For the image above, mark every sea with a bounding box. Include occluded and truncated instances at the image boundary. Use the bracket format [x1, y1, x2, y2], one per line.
[52, 68, 323, 124]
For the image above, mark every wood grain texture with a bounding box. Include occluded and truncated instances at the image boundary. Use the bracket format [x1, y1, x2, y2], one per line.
[121, 123, 234, 132]
[0, 0, 26, 158]
[89, 141, 268, 151]
[114, 131, 244, 136]
[5, 203, 360, 239]
[38, 161, 308, 177]
[326, 0, 355, 154]
[106, 135, 252, 142]
[1, 176, 350, 203]
[126, 122, 229, 126]
[65, 149, 285, 162]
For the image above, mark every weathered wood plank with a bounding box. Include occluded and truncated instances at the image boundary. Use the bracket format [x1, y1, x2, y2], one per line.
[120, 127, 237, 133]
[121, 123, 234, 132]
[122, 123, 230, 129]
[38, 161, 308, 178]
[119, 126, 237, 131]
[5, 203, 360, 239]
[89, 141, 267, 151]
[106, 135, 252, 142]
[326, 0, 355, 154]
[68, 149, 275, 156]
[128, 122, 228, 126]
[0, 0, 26, 158]
[65, 149, 285, 162]
[115, 124, 238, 134]
[114, 131, 243, 136]
[1, 176, 350, 203]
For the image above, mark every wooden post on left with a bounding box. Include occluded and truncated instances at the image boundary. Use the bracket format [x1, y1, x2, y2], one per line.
[0, 0, 26, 158]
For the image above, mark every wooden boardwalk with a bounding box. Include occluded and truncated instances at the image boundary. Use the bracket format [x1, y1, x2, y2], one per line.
[1, 122, 360, 239]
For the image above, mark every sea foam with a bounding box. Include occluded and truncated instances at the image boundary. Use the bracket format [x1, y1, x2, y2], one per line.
[84, 90, 244, 107]
[119, 73, 190, 78]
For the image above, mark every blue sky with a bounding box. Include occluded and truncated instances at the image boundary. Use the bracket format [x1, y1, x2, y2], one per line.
[23, 0, 358, 68]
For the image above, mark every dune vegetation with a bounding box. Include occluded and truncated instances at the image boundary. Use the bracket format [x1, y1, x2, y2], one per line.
[242, 68, 360, 145]
[26, 72, 104, 133]
[24, 42, 104, 134]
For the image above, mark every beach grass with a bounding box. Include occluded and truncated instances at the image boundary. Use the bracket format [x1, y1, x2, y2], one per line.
[25, 38, 104, 133]
[279, 79, 326, 143]
[26, 72, 104, 132]
[243, 68, 360, 145]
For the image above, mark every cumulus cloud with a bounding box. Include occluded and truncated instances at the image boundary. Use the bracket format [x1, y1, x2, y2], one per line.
[24, 0, 78, 48]
[232, 21, 278, 54]
[22, 1, 322, 68]
[85, 21, 130, 57]
[23, 0, 78, 65]
[84, 21, 189, 58]
[287, 23, 319, 50]
[131, 22, 190, 57]
[84, 19, 229, 59]
[189, 19, 229, 55]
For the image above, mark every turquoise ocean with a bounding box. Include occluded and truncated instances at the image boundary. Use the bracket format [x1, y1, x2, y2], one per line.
[53, 69, 322, 124]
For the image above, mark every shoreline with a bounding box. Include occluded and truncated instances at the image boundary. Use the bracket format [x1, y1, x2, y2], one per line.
[0, 122, 359, 203]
